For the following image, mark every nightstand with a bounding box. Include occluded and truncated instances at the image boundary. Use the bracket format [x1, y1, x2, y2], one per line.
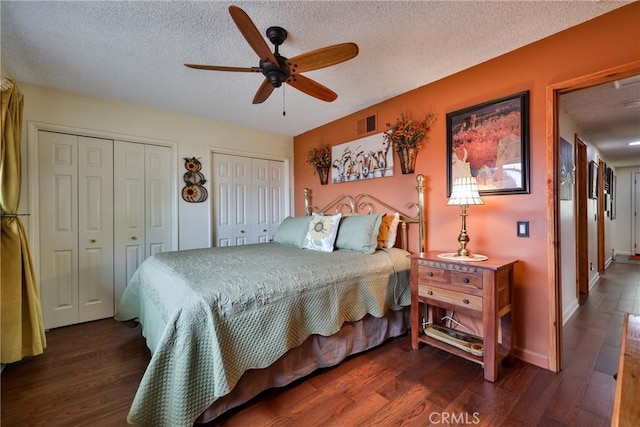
[410, 251, 518, 382]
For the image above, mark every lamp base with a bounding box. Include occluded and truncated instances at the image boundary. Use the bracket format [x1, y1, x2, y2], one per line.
[437, 252, 488, 262]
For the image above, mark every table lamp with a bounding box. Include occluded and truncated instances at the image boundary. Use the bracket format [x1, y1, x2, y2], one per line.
[438, 176, 487, 261]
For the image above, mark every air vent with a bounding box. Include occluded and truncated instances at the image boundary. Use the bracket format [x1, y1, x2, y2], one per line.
[357, 114, 376, 134]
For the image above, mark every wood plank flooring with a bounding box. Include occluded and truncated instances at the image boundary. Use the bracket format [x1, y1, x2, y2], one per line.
[2, 261, 638, 427]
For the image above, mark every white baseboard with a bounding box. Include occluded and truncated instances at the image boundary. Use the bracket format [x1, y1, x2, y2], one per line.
[589, 273, 600, 292]
[563, 299, 580, 326]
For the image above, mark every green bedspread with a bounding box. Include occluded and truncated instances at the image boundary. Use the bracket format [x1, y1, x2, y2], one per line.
[115, 243, 410, 426]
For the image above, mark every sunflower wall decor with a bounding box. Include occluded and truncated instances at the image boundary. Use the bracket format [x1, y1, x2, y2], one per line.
[182, 157, 208, 203]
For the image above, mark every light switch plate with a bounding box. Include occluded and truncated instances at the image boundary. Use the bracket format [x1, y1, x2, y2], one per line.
[517, 221, 529, 237]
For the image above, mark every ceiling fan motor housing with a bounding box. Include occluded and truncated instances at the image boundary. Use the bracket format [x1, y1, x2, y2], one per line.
[261, 54, 290, 88]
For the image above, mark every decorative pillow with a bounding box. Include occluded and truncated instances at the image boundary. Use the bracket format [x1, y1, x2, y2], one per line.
[377, 214, 394, 249]
[303, 213, 342, 252]
[384, 212, 401, 248]
[335, 213, 383, 254]
[273, 215, 313, 248]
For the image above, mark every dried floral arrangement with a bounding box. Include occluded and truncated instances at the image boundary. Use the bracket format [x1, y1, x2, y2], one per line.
[383, 112, 438, 152]
[306, 144, 332, 169]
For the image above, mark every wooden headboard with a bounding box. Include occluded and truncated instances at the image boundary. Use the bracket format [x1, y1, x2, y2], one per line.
[303, 175, 426, 253]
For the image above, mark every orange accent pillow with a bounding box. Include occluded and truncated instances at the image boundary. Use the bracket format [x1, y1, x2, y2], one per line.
[377, 214, 394, 248]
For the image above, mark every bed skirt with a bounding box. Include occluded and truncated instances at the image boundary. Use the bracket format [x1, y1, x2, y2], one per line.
[196, 307, 411, 423]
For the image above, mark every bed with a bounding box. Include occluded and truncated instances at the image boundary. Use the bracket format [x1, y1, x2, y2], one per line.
[115, 177, 426, 427]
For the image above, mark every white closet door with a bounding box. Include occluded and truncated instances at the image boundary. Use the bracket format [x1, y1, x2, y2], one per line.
[145, 144, 172, 257]
[212, 153, 234, 247]
[77, 136, 114, 322]
[252, 158, 270, 243]
[114, 141, 146, 309]
[114, 142, 172, 307]
[38, 131, 79, 329]
[269, 161, 285, 240]
[212, 154, 286, 247]
[232, 156, 252, 245]
[38, 132, 114, 328]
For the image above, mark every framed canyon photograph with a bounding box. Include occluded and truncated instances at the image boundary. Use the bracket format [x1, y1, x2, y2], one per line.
[446, 91, 530, 196]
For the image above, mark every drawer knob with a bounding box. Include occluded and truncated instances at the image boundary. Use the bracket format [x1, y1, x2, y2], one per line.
[463, 278, 470, 284]
[463, 298, 470, 304]
[427, 272, 434, 277]
[427, 290, 433, 295]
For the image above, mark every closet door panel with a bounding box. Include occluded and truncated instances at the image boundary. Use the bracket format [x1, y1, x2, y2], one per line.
[212, 154, 287, 247]
[114, 141, 146, 309]
[232, 156, 251, 245]
[77, 137, 114, 322]
[38, 131, 79, 329]
[269, 161, 285, 240]
[145, 145, 172, 257]
[212, 154, 234, 247]
[252, 159, 270, 243]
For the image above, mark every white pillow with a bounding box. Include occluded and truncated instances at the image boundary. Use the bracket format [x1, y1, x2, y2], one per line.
[303, 213, 342, 252]
[385, 212, 401, 248]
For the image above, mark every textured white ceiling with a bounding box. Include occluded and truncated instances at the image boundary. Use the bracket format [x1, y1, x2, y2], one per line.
[560, 75, 640, 168]
[1, 1, 637, 165]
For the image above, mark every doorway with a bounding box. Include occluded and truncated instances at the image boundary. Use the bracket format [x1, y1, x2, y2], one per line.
[548, 60, 640, 372]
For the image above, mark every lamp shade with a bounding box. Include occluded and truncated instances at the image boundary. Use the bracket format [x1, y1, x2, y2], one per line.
[447, 177, 484, 206]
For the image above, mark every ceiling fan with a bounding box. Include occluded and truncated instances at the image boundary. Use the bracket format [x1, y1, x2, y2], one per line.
[185, 6, 359, 104]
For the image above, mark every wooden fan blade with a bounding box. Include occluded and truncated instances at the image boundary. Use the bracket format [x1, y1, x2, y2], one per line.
[185, 64, 262, 73]
[229, 6, 278, 65]
[253, 79, 275, 104]
[286, 74, 337, 102]
[286, 43, 358, 73]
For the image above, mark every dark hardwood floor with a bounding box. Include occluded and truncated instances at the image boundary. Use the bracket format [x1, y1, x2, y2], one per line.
[2, 261, 638, 427]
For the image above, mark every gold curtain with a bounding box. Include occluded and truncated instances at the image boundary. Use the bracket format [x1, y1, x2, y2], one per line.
[1, 78, 46, 363]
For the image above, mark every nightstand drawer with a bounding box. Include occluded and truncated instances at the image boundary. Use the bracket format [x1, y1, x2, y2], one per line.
[418, 265, 445, 282]
[450, 271, 483, 289]
[418, 284, 483, 312]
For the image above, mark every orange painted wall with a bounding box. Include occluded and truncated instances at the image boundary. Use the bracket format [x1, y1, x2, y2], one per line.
[293, 3, 640, 368]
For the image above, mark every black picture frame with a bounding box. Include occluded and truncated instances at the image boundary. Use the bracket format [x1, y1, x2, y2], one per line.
[588, 160, 598, 199]
[446, 91, 530, 196]
[559, 137, 574, 201]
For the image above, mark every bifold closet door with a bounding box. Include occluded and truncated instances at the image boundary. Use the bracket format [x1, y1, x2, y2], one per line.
[114, 141, 172, 308]
[212, 153, 286, 246]
[38, 132, 114, 329]
[268, 160, 285, 241]
[213, 153, 251, 246]
[252, 158, 271, 243]
[114, 141, 145, 309]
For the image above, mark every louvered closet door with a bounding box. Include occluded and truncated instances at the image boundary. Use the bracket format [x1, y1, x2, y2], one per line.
[38, 132, 114, 329]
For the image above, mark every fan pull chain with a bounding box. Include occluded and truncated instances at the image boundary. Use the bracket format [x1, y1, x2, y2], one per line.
[282, 84, 286, 116]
